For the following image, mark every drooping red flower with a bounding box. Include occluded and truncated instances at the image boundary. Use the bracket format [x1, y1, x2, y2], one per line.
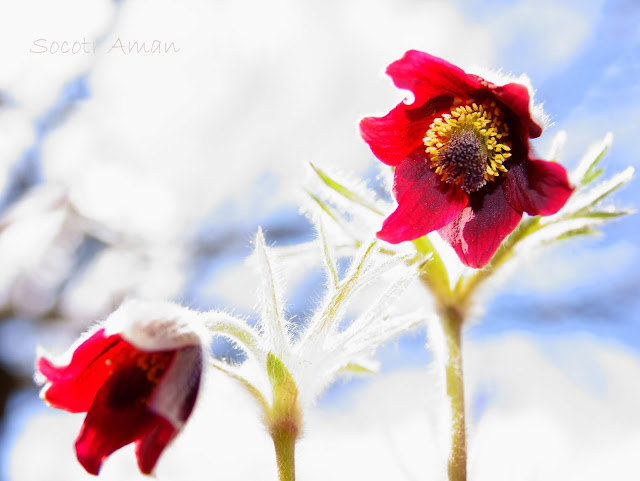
[36, 300, 208, 475]
[360, 50, 574, 268]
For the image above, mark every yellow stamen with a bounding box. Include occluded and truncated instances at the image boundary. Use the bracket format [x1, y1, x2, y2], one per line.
[423, 98, 512, 191]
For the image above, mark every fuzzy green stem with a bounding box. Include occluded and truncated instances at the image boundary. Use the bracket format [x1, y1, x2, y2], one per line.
[440, 307, 466, 481]
[267, 353, 301, 481]
[271, 426, 297, 481]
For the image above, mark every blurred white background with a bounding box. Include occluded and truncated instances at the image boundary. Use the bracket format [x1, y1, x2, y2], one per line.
[0, 0, 638, 479]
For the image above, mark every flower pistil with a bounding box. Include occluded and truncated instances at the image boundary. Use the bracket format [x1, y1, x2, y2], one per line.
[424, 99, 512, 193]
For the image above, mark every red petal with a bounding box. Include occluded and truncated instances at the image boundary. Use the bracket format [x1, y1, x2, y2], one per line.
[136, 418, 177, 474]
[360, 103, 432, 166]
[37, 330, 123, 413]
[37, 329, 109, 383]
[386, 50, 480, 108]
[148, 346, 202, 426]
[491, 82, 543, 139]
[74, 365, 162, 475]
[439, 186, 523, 268]
[377, 149, 468, 243]
[503, 159, 574, 216]
[175, 348, 202, 423]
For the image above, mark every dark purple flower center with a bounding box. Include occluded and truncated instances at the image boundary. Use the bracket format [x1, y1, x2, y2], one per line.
[424, 99, 512, 193]
[437, 128, 488, 193]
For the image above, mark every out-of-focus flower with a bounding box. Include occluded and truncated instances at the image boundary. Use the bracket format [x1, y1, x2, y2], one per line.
[360, 50, 574, 268]
[35, 300, 209, 475]
[0, 184, 82, 316]
[0, 181, 187, 324]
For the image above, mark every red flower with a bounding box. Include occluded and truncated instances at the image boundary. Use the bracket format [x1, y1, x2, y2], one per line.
[360, 50, 574, 268]
[36, 301, 208, 475]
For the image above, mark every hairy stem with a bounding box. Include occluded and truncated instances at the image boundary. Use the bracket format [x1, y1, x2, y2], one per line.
[440, 307, 467, 481]
[271, 426, 297, 481]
